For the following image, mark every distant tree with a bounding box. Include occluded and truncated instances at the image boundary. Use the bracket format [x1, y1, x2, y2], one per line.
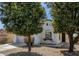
[0, 2, 44, 52]
[52, 2, 79, 52]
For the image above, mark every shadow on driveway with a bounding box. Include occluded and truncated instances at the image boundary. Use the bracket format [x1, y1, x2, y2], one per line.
[60, 50, 79, 56]
[7, 52, 42, 56]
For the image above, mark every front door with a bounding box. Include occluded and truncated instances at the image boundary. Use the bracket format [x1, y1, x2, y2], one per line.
[43, 31, 53, 44]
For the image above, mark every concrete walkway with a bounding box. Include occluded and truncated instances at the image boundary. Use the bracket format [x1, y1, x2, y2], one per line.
[0, 44, 17, 52]
[0, 43, 79, 56]
[0, 44, 18, 56]
[0, 43, 27, 56]
[0, 43, 66, 56]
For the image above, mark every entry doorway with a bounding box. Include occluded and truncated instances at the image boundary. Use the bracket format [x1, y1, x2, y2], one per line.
[43, 31, 53, 45]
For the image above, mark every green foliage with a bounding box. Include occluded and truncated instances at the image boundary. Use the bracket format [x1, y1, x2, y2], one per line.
[52, 2, 79, 33]
[0, 2, 44, 36]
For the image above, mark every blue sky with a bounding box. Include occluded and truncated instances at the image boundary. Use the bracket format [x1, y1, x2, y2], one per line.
[0, 21, 4, 29]
[41, 2, 52, 20]
[0, 2, 52, 29]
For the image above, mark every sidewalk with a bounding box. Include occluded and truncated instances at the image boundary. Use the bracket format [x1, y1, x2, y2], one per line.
[0, 44, 17, 52]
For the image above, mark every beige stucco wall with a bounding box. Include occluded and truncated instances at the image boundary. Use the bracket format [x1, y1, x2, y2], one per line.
[6, 33, 14, 43]
[65, 34, 69, 43]
[6, 21, 69, 45]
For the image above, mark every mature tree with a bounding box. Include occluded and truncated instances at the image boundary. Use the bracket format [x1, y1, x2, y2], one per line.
[46, 2, 66, 43]
[0, 2, 44, 52]
[52, 2, 79, 52]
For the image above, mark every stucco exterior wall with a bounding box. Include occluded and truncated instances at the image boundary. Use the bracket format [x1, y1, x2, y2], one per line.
[11, 21, 62, 45]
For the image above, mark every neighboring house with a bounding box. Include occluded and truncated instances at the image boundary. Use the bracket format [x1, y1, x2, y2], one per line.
[0, 29, 14, 44]
[0, 29, 7, 44]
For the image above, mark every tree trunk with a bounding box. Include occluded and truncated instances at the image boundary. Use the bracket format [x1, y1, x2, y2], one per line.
[68, 33, 74, 52]
[27, 35, 31, 52]
[62, 33, 65, 42]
